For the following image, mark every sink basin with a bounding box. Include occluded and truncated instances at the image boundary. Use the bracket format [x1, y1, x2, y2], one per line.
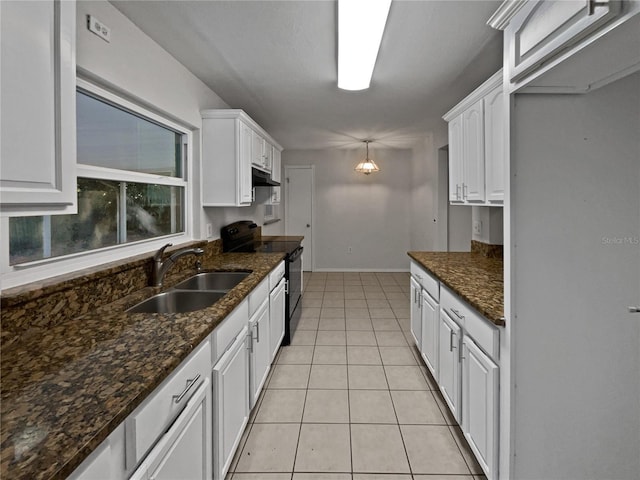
[127, 290, 226, 314]
[173, 271, 250, 291]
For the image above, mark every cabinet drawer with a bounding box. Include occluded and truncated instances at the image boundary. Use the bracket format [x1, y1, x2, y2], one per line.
[441, 286, 499, 360]
[212, 299, 249, 363]
[410, 262, 439, 301]
[249, 277, 269, 317]
[269, 261, 285, 291]
[125, 339, 211, 469]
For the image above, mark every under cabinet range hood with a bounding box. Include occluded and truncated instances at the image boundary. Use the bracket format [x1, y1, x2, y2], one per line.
[251, 167, 280, 187]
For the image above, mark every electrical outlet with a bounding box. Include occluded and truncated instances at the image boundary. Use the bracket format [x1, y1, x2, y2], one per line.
[87, 15, 111, 43]
[473, 221, 482, 235]
[206, 224, 213, 238]
[347, 246, 353, 254]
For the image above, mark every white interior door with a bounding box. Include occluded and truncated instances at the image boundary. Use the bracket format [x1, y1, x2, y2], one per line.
[285, 166, 313, 270]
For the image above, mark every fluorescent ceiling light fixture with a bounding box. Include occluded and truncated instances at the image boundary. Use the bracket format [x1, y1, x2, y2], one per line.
[338, 0, 392, 91]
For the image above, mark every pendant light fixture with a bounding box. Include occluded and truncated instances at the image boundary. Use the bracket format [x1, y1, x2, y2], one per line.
[354, 140, 380, 175]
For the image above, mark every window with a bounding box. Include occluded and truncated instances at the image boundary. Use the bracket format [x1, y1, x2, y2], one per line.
[7, 82, 189, 267]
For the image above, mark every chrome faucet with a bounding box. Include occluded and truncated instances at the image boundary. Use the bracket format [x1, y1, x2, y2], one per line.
[152, 243, 205, 287]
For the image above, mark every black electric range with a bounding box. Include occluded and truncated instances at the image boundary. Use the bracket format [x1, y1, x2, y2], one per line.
[221, 221, 303, 345]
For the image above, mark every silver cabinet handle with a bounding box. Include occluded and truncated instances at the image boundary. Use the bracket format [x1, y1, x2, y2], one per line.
[256, 321, 260, 343]
[285, 279, 289, 294]
[247, 331, 253, 352]
[455, 184, 461, 200]
[450, 308, 464, 321]
[450, 331, 457, 352]
[629, 306, 640, 313]
[462, 183, 468, 200]
[173, 374, 201, 404]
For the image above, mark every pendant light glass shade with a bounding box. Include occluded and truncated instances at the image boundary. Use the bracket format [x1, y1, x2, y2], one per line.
[354, 141, 380, 175]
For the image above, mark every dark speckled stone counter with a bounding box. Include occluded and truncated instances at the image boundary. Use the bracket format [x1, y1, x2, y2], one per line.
[408, 251, 504, 326]
[1, 252, 285, 480]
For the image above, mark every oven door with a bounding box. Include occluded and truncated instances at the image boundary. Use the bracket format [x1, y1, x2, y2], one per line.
[287, 246, 303, 318]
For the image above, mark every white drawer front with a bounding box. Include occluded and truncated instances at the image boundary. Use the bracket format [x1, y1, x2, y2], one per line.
[269, 261, 285, 291]
[248, 277, 269, 317]
[410, 261, 439, 301]
[440, 286, 499, 361]
[212, 299, 249, 363]
[125, 339, 211, 469]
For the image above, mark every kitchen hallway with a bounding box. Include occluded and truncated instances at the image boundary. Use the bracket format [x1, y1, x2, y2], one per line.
[226, 272, 487, 480]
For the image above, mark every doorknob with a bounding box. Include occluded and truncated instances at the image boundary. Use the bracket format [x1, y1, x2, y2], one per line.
[306, 224, 310, 228]
[629, 306, 640, 313]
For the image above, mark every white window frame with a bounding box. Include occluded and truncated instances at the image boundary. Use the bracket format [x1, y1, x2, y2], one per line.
[0, 79, 194, 289]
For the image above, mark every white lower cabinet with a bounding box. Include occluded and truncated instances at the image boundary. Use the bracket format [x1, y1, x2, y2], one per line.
[130, 380, 212, 480]
[438, 309, 462, 422]
[462, 335, 499, 480]
[249, 297, 271, 409]
[409, 276, 422, 350]
[420, 289, 439, 378]
[212, 326, 250, 480]
[269, 276, 286, 361]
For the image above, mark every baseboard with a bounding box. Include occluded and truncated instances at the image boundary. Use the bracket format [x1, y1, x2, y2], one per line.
[310, 268, 409, 273]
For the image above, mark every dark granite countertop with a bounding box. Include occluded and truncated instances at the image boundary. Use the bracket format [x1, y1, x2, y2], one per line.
[407, 251, 504, 326]
[0, 252, 285, 480]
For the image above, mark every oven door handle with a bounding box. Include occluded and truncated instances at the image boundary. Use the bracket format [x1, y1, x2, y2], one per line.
[289, 246, 304, 261]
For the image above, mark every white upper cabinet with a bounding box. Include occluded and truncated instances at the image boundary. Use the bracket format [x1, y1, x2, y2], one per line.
[506, 0, 621, 84]
[271, 146, 282, 184]
[462, 99, 485, 203]
[484, 85, 505, 204]
[448, 116, 464, 203]
[444, 70, 503, 206]
[0, 0, 77, 216]
[490, 0, 639, 93]
[201, 112, 253, 207]
[201, 109, 282, 207]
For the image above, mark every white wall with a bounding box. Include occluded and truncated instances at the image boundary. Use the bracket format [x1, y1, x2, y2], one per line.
[471, 206, 503, 244]
[282, 148, 412, 271]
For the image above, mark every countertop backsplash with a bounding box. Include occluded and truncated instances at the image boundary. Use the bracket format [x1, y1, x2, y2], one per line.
[470, 239, 503, 259]
[0, 239, 223, 350]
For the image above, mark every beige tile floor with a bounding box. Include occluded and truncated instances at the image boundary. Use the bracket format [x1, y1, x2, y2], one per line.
[227, 272, 487, 480]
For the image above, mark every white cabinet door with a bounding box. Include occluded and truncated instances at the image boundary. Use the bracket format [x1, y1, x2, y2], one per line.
[509, 0, 621, 84]
[130, 380, 211, 480]
[269, 277, 286, 361]
[201, 113, 253, 207]
[263, 142, 273, 173]
[438, 310, 462, 422]
[213, 327, 250, 480]
[484, 85, 505, 204]
[252, 131, 266, 170]
[0, 0, 77, 216]
[410, 276, 422, 349]
[239, 121, 254, 204]
[249, 298, 271, 409]
[420, 289, 439, 380]
[448, 115, 464, 203]
[462, 99, 485, 203]
[462, 336, 499, 480]
[271, 147, 282, 183]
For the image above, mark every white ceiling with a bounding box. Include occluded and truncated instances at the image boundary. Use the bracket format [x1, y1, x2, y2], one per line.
[111, 0, 503, 150]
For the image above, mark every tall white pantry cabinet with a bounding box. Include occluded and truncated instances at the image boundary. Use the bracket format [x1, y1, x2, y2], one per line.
[489, 1, 640, 479]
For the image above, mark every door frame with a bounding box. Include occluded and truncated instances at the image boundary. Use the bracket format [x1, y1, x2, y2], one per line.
[284, 165, 315, 272]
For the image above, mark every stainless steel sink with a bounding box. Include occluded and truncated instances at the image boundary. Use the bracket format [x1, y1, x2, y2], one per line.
[173, 271, 250, 291]
[127, 290, 226, 314]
